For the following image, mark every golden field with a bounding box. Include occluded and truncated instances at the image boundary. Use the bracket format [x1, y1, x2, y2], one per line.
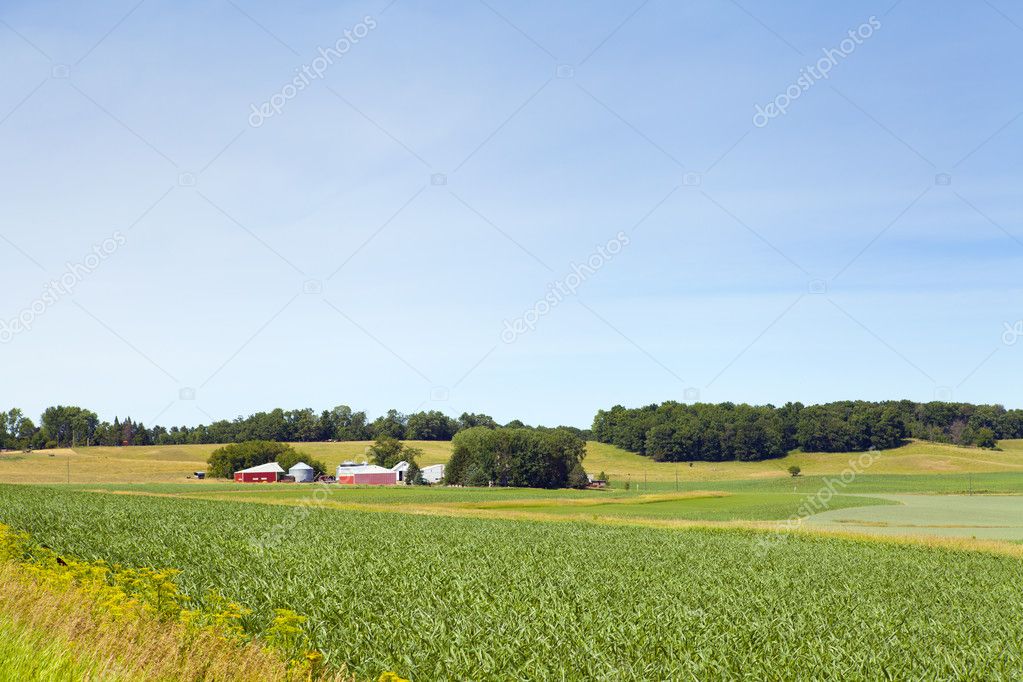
[1, 438, 1021, 485]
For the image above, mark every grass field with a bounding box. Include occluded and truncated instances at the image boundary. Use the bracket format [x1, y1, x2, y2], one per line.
[0, 617, 101, 681]
[632, 471, 1023, 496]
[5, 437, 1023, 488]
[0, 440, 454, 484]
[474, 491, 895, 522]
[807, 494, 1023, 541]
[586, 438, 1023, 484]
[59, 484, 892, 525]
[84, 440, 456, 467]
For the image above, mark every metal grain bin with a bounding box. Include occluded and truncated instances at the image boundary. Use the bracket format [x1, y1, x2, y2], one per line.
[288, 462, 315, 483]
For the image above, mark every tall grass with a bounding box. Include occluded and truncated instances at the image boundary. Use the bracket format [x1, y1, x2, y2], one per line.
[0, 562, 328, 681]
[0, 521, 359, 681]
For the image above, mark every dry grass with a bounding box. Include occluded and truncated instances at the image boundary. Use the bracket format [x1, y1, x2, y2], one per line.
[3, 438, 1023, 487]
[585, 439, 1023, 483]
[0, 448, 205, 484]
[0, 440, 455, 484]
[0, 562, 349, 681]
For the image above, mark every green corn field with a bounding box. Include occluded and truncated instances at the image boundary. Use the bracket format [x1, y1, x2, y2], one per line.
[0, 484, 1021, 680]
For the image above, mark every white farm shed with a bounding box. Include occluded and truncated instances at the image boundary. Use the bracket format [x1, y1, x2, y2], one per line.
[390, 461, 444, 484]
[288, 462, 314, 483]
[422, 464, 445, 484]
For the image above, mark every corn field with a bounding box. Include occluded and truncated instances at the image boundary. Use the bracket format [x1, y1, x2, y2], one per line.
[0, 484, 1022, 680]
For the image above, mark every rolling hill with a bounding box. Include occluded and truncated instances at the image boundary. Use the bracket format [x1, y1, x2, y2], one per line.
[2, 438, 1023, 485]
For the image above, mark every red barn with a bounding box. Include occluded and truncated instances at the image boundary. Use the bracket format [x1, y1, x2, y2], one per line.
[234, 462, 285, 483]
[335, 463, 398, 485]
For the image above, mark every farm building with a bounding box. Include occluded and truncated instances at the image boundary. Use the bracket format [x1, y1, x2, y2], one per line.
[288, 462, 314, 483]
[336, 463, 398, 485]
[234, 462, 285, 483]
[390, 461, 444, 484]
[422, 464, 445, 484]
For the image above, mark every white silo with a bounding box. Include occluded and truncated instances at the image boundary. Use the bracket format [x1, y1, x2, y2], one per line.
[288, 462, 315, 483]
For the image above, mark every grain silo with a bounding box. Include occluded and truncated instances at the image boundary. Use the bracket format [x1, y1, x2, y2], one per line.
[288, 462, 315, 483]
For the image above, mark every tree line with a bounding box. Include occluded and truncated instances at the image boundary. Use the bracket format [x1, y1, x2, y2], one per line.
[4, 400, 1018, 457]
[592, 399, 1016, 462]
[0, 404, 591, 450]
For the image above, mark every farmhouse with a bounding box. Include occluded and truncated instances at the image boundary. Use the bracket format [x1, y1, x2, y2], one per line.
[336, 462, 398, 485]
[234, 462, 285, 483]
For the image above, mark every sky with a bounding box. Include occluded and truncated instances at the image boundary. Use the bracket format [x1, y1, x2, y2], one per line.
[1, 1, 1021, 429]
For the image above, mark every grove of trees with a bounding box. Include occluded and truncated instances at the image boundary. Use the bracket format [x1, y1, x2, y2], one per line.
[445, 427, 588, 488]
[592, 399, 1022, 462]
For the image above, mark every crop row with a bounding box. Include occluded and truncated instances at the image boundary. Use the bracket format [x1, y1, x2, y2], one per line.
[0, 485, 1021, 680]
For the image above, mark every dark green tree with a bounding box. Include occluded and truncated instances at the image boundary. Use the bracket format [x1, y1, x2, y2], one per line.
[405, 410, 458, 440]
[368, 435, 422, 469]
[405, 459, 424, 485]
[974, 427, 996, 448]
[567, 462, 589, 488]
[370, 409, 407, 439]
[446, 427, 586, 489]
[458, 412, 498, 430]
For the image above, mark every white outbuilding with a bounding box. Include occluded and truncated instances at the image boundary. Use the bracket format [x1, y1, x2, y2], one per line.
[288, 461, 315, 483]
[391, 460, 409, 482]
[422, 464, 445, 484]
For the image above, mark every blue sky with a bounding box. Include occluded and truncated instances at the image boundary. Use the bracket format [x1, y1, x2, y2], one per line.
[1, 0, 1021, 429]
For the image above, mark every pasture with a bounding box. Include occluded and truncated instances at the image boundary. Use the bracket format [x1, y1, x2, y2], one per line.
[584, 438, 1023, 484]
[60, 484, 894, 526]
[807, 494, 1023, 541]
[5, 437, 1023, 487]
[0, 440, 453, 484]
